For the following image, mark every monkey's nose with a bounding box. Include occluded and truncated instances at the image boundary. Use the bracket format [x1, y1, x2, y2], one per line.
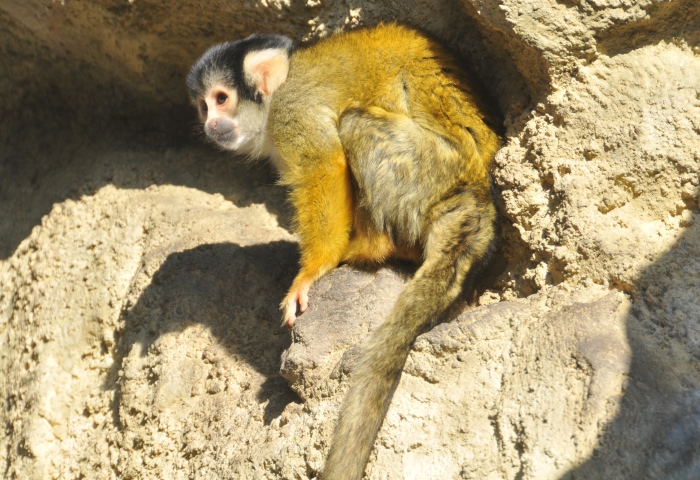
[205, 118, 236, 144]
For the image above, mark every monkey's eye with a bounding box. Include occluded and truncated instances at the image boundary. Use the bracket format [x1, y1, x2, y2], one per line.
[200, 101, 208, 113]
[216, 92, 228, 105]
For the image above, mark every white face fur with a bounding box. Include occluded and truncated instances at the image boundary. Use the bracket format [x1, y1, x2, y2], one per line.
[198, 84, 267, 155]
[196, 47, 290, 160]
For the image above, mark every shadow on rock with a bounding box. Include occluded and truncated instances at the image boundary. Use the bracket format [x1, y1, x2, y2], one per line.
[0, 135, 295, 259]
[0, 22, 293, 259]
[562, 212, 700, 479]
[106, 241, 301, 426]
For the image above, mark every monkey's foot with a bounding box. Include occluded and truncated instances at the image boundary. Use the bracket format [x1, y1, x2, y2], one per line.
[280, 282, 310, 329]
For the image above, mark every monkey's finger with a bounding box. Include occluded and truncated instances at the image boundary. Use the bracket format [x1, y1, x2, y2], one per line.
[280, 297, 298, 329]
[283, 315, 296, 330]
[298, 286, 309, 313]
[281, 310, 296, 329]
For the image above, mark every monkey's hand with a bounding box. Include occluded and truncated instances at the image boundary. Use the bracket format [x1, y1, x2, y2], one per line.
[280, 280, 311, 329]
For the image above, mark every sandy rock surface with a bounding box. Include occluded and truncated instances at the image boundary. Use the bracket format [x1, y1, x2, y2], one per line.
[1, 0, 699, 479]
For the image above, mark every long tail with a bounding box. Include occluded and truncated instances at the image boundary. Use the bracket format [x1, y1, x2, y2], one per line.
[322, 188, 496, 480]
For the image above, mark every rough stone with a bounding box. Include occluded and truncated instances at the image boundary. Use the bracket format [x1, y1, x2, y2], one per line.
[1, 0, 699, 479]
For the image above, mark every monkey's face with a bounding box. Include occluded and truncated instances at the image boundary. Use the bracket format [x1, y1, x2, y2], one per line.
[187, 34, 292, 157]
[195, 83, 256, 151]
[188, 36, 293, 158]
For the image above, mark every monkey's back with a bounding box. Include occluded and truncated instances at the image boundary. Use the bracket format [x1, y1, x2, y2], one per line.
[285, 26, 496, 148]
[270, 23, 500, 245]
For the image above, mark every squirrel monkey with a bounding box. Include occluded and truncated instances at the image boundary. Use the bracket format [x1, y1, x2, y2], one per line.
[188, 24, 500, 480]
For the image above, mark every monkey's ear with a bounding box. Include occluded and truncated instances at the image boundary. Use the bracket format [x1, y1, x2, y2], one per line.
[243, 48, 290, 96]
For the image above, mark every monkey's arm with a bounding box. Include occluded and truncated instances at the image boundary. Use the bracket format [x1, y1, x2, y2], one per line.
[274, 112, 355, 328]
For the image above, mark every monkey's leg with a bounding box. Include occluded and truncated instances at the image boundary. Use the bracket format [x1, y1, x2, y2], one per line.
[343, 231, 422, 265]
[342, 210, 395, 265]
[323, 189, 495, 480]
[342, 207, 423, 266]
[281, 150, 354, 328]
[342, 232, 393, 264]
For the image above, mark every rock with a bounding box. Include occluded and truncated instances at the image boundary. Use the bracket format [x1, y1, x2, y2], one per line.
[280, 266, 409, 401]
[1, 0, 699, 479]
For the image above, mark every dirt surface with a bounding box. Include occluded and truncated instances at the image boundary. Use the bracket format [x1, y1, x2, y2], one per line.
[1, 0, 699, 479]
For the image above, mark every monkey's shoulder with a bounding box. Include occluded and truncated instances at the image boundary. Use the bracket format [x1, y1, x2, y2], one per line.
[303, 23, 433, 56]
[285, 24, 442, 90]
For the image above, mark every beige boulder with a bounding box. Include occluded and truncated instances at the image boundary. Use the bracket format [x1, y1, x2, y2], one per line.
[1, 0, 699, 478]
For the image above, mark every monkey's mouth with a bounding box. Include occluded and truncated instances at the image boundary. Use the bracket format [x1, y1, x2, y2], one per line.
[208, 129, 236, 145]
[205, 126, 240, 150]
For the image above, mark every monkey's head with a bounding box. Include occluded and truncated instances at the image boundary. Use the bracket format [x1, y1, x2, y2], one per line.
[187, 34, 293, 155]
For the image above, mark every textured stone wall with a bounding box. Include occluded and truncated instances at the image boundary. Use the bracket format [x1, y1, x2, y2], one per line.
[1, 0, 699, 478]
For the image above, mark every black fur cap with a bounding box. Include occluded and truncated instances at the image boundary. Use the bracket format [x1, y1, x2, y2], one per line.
[187, 34, 294, 104]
